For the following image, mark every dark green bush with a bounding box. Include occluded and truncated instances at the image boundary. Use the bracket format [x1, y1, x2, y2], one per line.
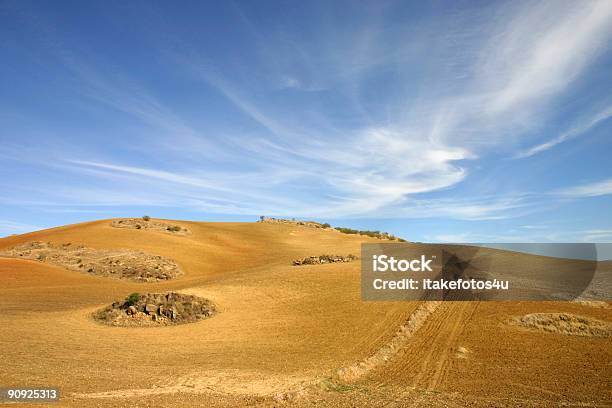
[335, 226, 406, 241]
[336, 227, 359, 234]
[125, 293, 140, 306]
[142, 215, 151, 221]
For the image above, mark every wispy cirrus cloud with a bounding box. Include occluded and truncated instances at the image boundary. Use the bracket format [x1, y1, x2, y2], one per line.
[556, 178, 612, 198]
[516, 106, 612, 158]
[479, 1, 612, 116]
[0, 220, 43, 237]
[581, 229, 612, 242]
[1, 0, 610, 230]
[133, 0, 609, 220]
[50, 158, 532, 221]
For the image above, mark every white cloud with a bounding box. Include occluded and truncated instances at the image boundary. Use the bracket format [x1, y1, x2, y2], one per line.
[521, 225, 548, 230]
[556, 178, 612, 198]
[387, 195, 536, 221]
[482, 1, 612, 116]
[0, 220, 42, 236]
[51, 1, 611, 219]
[581, 229, 612, 242]
[516, 105, 612, 158]
[67, 160, 227, 192]
[5, 1, 611, 222]
[279, 76, 301, 89]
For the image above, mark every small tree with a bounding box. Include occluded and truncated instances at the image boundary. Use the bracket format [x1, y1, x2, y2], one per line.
[322, 223, 331, 228]
[142, 215, 151, 221]
[125, 293, 140, 306]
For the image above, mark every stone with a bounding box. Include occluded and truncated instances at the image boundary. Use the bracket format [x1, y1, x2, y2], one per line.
[126, 306, 137, 316]
[161, 307, 175, 319]
[292, 254, 358, 266]
[144, 303, 158, 315]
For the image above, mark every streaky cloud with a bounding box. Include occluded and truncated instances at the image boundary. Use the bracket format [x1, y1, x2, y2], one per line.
[515, 105, 612, 158]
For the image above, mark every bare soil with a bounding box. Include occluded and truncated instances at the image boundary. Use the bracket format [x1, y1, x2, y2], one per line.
[0, 219, 610, 407]
[0, 241, 181, 282]
[93, 292, 216, 327]
[111, 218, 191, 235]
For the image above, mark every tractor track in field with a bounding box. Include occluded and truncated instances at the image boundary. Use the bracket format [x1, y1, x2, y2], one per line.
[372, 301, 479, 390]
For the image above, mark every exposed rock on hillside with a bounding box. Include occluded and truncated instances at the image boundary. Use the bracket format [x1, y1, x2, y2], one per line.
[258, 217, 407, 241]
[111, 218, 191, 235]
[293, 254, 358, 266]
[0, 241, 181, 282]
[258, 217, 329, 229]
[93, 292, 216, 327]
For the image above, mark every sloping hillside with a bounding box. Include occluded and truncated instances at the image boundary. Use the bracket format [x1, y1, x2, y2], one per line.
[0, 219, 610, 407]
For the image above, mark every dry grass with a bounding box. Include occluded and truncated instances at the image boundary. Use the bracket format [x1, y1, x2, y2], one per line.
[513, 312, 611, 337]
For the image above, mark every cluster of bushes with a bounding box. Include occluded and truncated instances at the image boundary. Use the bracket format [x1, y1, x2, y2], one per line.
[335, 227, 406, 242]
[258, 216, 405, 241]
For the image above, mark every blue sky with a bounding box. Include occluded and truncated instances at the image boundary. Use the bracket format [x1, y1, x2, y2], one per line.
[1, 0, 611, 242]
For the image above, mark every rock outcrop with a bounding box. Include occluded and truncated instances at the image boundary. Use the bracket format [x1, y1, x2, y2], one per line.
[293, 254, 358, 266]
[258, 217, 329, 229]
[111, 218, 191, 235]
[0, 241, 181, 282]
[93, 292, 216, 327]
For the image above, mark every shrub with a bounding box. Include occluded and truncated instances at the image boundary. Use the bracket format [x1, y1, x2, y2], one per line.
[321, 223, 331, 228]
[142, 215, 151, 221]
[335, 226, 406, 241]
[125, 293, 140, 306]
[166, 225, 181, 232]
[336, 227, 358, 235]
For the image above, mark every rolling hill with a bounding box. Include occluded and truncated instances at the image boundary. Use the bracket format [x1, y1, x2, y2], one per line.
[0, 219, 610, 407]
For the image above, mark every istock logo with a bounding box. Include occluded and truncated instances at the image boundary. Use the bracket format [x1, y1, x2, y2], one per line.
[372, 254, 435, 272]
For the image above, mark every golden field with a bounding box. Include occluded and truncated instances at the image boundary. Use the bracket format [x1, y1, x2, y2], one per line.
[0, 219, 610, 407]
